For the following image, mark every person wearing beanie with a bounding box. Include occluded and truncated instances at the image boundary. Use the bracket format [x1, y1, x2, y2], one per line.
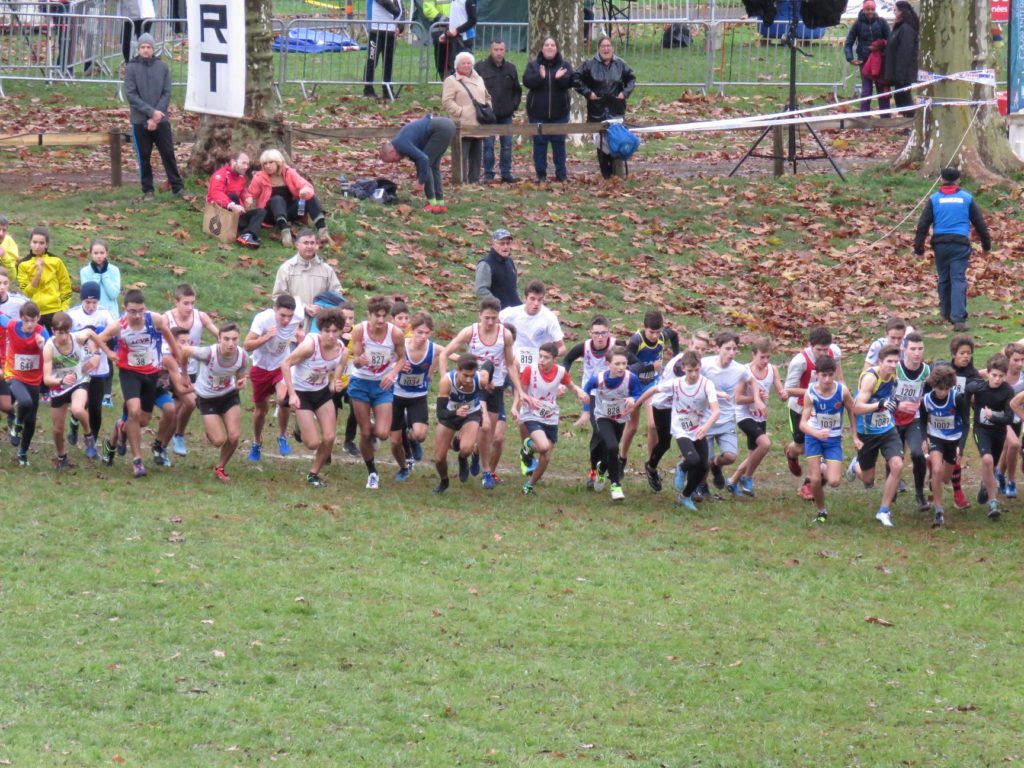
[914, 167, 992, 332]
[125, 31, 185, 202]
[68, 280, 118, 430]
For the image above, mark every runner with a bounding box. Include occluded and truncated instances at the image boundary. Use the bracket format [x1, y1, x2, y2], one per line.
[891, 332, 930, 510]
[390, 311, 440, 481]
[728, 338, 787, 497]
[584, 345, 645, 501]
[995, 342, 1024, 498]
[444, 297, 525, 489]
[966, 353, 1014, 520]
[799, 355, 857, 524]
[923, 365, 968, 528]
[96, 289, 181, 477]
[623, 310, 680, 464]
[564, 315, 616, 486]
[863, 316, 910, 369]
[163, 284, 219, 456]
[516, 341, 589, 495]
[433, 353, 491, 494]
[67, 282, 116, 452]
[42, 311, 109, 466]
[944, 334, 982, 509]
[182, 322, 249, 481]
[5, 302, 49, 466]
[784, 326, 844, 500]
[348, 296, 406, 490]
[281, 308, 347, 487]
[852, 345, 904, 528]
[635, 350, 719, 511]
[701, 331, 760, 498]
[243, 294, 304, 462]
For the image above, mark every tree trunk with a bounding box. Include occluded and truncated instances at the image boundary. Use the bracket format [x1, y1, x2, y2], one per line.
[896, 0, 1018, 182]
[186, 0, 286, 176]
[529, 0, 586, 131]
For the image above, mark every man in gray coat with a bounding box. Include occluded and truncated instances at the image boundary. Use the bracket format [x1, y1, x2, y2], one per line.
[125, 33, 184, 201]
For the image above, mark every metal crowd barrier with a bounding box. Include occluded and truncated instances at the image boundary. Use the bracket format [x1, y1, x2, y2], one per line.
[425, 21, 529, 85]
[277, 16, 430, 99]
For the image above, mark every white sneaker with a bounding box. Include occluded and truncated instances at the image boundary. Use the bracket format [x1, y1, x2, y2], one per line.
[875, 510, 893, 528]
[846, 456, 859, 481]
[610, 483, 624, 501]
[366, 472, 380, 490]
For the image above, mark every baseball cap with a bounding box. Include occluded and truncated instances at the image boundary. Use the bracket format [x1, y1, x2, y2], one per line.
[491, 228, 513, 241]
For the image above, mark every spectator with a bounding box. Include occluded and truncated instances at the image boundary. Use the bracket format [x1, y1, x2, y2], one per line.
[0, 214, 19, 283]
[272, 228, 343, 321]
[914, 167, 992, 333]
[119, 0, 154, 65]
[442, 51, 491, 184]
[79, 238, 122, 318]
[583, 0, 595, 44]
[442, 0, 477, 75]
[364, 0, 403, 100]
[523, 37, 574, 182]
[15, 226, 71, 331]
[125, 33, 184, 202]
[0, 267, 28, 317]
[379, 114, 457, 214]
[574, 36, 636, 179]
[247, 149, 329, 247]
[475, 228, 521, 309]
[844, 0, 891, 112]
[475, 39, 522, 184]
[885, 0, 919, 116]
[207, 151, 267, 249]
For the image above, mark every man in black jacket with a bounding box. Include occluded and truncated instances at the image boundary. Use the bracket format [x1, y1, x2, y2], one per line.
[125, 33, 184, 201]
[475, 39, 522, 184]
[474, 228, 521, 309]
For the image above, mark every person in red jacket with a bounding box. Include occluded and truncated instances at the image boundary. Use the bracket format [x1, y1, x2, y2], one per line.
[206, 151, 266, 249]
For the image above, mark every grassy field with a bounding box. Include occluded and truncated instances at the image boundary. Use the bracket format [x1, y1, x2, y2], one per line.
[2, 83, 1024, 764]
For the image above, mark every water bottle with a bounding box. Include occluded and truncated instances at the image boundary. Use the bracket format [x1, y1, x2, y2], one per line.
[297, 198, 306, 218]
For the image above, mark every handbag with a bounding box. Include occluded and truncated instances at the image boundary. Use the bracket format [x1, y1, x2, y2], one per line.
[459, 80, 496, 124]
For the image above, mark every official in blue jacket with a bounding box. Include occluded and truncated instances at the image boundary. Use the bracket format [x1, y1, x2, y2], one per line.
[914, 167, 992, 332]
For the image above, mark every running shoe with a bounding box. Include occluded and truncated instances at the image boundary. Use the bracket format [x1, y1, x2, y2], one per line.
[996, 469, 1007, 496]
[132, 459, 147, 478]
[977, 485, 989, 505]
[411, 440, 423, 462]
[587, 469, 597, 491]
[433, 478, 450, 494]
[67, 419, 79, 446]
[988, 499, 1001, 520]
[645, 461, 662, 492]
[846, 456, 859, 481]
[277, 435, 293, 456]
[725, 481, 741, 497]
[9, 419, 21, 447]
[674, 462, 686, 493]
[953, 489, 970, 509]
[152, 441, 172, 467]
[102, 394, 114, 407]
[395, 466, 411, 482]
[915, 492, 930, 511]
[343, 440, 359, 457]
[677, 495, 697, 512]
[482, 471, 495, 490]
[458, 455, 470, 482]
[115, 421, 127, 455]
[171, 434, 188, 456]
[307, 472, 326, 488]
[520, 444, 537, 476]
[814, 511, 828, 524]
[710, 463, 725, 489]
[522, 482, 535, 495]
[214, 465, 230, 482]
[53, 454, 70, 470]
[787, 454, 802, 477]
[932, 510, 945, 528]
[875, 510, 893, 528]
[470, 452, 480, 476]
[1007, 480, 1018, 498]
[798, 481, 814, 500]
[739, 475, 754, 496]
[17, 452, 28, 467]
[366, 471, 380, 490]
[248, 443, 262, 462]
[594, 471, 607, 493]
[83, 434, 98, 460]
[102, 439, 116, 466]
[610, 483, 624, 501]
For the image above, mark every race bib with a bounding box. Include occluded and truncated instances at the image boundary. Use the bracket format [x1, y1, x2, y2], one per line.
[679, 413, 699, 430]
[518, 347, 537, 368]
[211, 374, 231, 390]
[398, 373, 424, 389]
[931, 414, 955, 431]
[304, 371, 327, 388]
[895, 379, 924, 401]
[128, 350, 153, 368]
[14, 354, 39, 371]
[817, 413, 841, 430]
[605, 402, 622, 418]
[369, 351, 389, 369]
[869, 410, 892, 429]
[955, 375, 967, 394]
[537, 403, 553, 419]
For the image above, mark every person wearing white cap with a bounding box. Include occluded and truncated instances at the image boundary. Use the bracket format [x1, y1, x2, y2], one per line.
[474, 228, 520, 310]
[125, 32, 184, 201]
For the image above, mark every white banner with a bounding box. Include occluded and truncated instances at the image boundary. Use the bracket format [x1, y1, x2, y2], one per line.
[185, 0, 246, 117]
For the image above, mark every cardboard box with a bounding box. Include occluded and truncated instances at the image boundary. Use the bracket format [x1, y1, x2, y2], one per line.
[203, 203, 240, 243]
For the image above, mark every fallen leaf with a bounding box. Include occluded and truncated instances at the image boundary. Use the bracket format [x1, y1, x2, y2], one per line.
[866, 616, 894, 627]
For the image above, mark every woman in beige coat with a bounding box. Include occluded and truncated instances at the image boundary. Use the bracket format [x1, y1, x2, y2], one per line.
[441, 50, 492, 184]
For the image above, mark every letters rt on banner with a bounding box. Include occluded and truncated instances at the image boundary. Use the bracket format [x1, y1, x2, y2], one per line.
[185, 0, 246, 117]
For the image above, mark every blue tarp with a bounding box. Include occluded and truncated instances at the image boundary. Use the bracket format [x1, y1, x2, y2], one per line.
[272, 28, 364, 53]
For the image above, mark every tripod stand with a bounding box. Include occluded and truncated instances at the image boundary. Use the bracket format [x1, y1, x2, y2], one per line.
[729, 6, 845, 180]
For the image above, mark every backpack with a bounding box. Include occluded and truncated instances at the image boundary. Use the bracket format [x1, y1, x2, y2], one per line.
[662, 23, 692, 49]
[605, 123, 640, 160]
[342, 177, 399, 204]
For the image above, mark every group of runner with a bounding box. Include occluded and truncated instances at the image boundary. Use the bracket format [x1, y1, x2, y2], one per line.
[4, 273, 1022, 528]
